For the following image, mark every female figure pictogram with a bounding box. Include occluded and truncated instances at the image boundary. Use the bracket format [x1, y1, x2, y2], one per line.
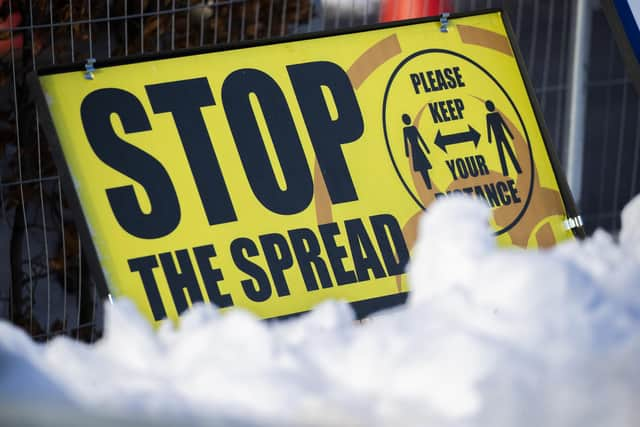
[402, 113, 432, 190]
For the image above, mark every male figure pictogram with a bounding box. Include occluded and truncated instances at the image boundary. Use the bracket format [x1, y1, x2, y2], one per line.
[485, 100, 522, 177]
[402, 113, 432, 190]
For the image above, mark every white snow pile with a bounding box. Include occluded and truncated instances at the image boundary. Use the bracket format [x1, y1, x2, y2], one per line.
[2, 196, 640, 427]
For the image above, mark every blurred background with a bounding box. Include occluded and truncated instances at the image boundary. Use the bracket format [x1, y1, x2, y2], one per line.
[0, 0, 637, 342]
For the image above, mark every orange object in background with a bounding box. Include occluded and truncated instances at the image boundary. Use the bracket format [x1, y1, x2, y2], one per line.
[0, 0, 24, 57]
[379, 0, 452, 22]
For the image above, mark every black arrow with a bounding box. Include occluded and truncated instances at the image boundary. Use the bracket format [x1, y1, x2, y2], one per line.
[434, 125, 481, 153]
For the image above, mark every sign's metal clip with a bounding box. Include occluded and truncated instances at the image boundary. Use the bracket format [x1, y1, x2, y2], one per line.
[562, 215, 584, 230]
[84, 58, 96, 80]
[440, 12, 450, 33]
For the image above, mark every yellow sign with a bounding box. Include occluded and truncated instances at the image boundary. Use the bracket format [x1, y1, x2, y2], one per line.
[38, 11, 580, 324]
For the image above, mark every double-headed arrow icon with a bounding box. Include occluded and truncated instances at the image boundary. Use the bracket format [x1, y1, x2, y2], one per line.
[434, 125, 481, 153]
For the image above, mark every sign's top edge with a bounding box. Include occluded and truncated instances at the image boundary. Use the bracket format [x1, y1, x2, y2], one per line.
[37, 8, 504, 77]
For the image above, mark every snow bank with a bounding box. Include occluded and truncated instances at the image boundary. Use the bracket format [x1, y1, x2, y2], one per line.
[2, 195, 640, 427]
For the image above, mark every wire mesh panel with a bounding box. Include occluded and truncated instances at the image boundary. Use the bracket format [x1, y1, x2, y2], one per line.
[1, 1, 97, 342]
[580, 6, 640, 233]
[0, 0, 638, 341]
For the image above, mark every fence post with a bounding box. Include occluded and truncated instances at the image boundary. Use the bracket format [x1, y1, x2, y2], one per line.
[564, 0, 594, 204]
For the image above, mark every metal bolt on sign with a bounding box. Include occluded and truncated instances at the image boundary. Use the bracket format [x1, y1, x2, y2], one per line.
[84, 58, 97, 80]
[440, 13, 450, 32]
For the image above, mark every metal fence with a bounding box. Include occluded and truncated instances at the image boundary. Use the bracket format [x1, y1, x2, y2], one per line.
[1, 0, 638, 342]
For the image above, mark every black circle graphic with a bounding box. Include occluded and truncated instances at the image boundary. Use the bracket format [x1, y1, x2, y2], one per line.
[382, 49, 535, 235]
